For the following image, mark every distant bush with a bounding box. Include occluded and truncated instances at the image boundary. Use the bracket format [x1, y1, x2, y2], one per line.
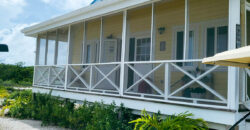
[0, 63, 33, 87]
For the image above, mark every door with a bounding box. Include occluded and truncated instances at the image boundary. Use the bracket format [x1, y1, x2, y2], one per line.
[133, 37, 153, 93]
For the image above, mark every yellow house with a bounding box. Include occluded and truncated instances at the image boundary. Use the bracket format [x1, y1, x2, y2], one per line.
[22, 0, 250, 129]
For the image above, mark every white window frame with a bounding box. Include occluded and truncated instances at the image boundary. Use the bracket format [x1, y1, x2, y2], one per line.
[172, 25, 199, 71]
[203, 19, 228, 70]
[134, 37, 151, 62]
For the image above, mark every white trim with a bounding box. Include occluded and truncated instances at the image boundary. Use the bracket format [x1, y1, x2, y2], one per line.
[184, 0, 189, 60]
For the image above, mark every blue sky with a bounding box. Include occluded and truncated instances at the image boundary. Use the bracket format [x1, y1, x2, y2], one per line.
[0, 0, 93, 66]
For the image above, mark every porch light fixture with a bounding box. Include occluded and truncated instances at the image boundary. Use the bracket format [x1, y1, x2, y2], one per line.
[158, 27, 166, 35]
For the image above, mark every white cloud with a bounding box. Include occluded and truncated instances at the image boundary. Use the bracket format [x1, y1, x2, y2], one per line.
[0, 24, 36, 66]
[41, 0, 93, 11]
[0, 0, 26, 29]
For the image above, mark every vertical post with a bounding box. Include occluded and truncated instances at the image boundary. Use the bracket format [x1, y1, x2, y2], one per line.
[89, 65, 93, 90]
[150, 3, 155, 61]
[119, 10, 127, 96]
[82, 22, 86, 64]
[99, 17, 103, 63]
[45, 32, 48, 65]
[33, 36, 40, 86]
[227, 0, 240, 110]
[64, 25, 71, 90]
[164, 63, 170, 100]
[54, 30, 59, 65]
[184, 0, 189, 60]
[48, 67, 51, 86]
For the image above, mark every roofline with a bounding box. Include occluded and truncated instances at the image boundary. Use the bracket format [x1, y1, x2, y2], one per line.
[22, 0, 156, 37]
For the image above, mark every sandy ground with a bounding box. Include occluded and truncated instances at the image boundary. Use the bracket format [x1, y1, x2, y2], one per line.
[0, 117, 69, 130]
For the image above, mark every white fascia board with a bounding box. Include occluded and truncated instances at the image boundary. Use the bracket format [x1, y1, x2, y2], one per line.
[33, 87, 237, 125]
[22, 0, 157, 37]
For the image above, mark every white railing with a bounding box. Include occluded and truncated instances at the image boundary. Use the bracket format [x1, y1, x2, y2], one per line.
[67, 63, 120, 94]
[34, 65, 66, 89]
[33, 60, 229, 107]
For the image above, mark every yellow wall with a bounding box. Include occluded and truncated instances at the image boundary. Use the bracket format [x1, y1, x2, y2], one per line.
[70, 23, 84, 64]
[127, 5, 151, 35]
[103, 13, 123, 39]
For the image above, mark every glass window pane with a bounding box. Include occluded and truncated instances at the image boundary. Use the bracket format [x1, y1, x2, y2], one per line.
[176, 31, 184, 60]
[154, 0, 185, 60]
[38, 33, 46, 65]
[206, 28, 215, 57]
[47, 31, 56, 65]
[57, 27, 69, 65]
[217, 26, 228, 53]
[70, 22, 84, 64]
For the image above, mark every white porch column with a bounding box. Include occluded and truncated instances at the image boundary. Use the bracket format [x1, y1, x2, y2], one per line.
[119, 10, 127, 96]
[64, 25, 71, 90]
[227, 0, 240, 110]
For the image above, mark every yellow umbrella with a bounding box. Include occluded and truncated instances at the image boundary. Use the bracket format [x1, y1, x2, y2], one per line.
[202, 45, 250, 68]
[202, 46, 250, 130]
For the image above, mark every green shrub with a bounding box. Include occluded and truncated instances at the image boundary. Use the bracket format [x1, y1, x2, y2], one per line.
[2, 91, 136, 129]
[1, 90, 208, 130]
[2, 80, 16, 87]
[130, 110, 208, 130]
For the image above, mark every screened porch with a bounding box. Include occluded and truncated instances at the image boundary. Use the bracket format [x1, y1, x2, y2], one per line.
[33, 0, 239, 109]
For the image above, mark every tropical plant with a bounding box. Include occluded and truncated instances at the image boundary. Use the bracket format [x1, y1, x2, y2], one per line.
[130, 110, 208, 130]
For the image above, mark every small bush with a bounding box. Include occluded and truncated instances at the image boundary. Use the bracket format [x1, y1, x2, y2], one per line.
[0, 86, 10, 98]
[130, 110, 208, 130]
[2, 80, 16, 87]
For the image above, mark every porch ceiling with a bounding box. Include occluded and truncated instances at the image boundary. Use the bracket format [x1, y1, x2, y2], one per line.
[21, 0, 157, 37]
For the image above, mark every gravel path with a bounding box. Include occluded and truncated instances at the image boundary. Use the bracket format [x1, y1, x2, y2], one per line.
[0, 117, 69, 130]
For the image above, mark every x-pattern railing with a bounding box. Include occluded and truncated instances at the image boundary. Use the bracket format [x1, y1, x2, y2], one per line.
[125, 63, 164, 96]
[35, 66, 49, 85]
[68, 65, 90, 89]
[49, 66, 65, 86]
[92, 65, 120, 91]
[169, 63, 227, 102]
[34, 60, 229, 107]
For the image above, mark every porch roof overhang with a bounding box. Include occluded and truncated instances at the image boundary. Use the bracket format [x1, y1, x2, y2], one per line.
[21, 0, 157, 37]
[202, 46, 250, 69]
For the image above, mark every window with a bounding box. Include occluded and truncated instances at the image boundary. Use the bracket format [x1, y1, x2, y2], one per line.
[57, 28, 69, 65]
[176, 31, 194, 66]
[86, 45, 91, 63]
[38, 34, 46, 65]
[135, 38, 151, 61]
[47, 31, 56, 65]
[206, 26, 228, 57]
